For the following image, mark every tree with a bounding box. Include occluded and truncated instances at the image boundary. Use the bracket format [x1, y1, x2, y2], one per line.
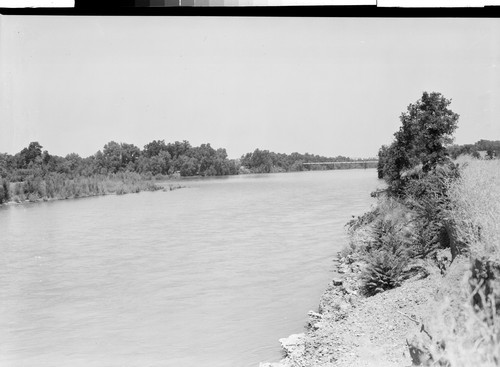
[166, 140, 192, 160]
[64, 153, 83, 175]
[410, 92, 459, 171]
[143, 140, 168, 158]
[102, 141, 123, 173]
[0, 178, 9, 204]
[377, 145, 389, 179]
[380, 92, 459, 194]
[100, 141, 141, 173]
[0, 153, 11, 178]
[121, 143, 141, 170]
[246, 149, 273, 173]
[137, 150, 171, 175]
[94, 150, 108, 174]
[178, 155, 199, 176]
[18, 142, 43, 168]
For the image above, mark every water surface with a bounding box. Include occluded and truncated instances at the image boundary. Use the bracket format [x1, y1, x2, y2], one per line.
[0, 169, 380, 367]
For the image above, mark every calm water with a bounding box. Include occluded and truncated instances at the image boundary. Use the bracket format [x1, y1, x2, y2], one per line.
[0, 169, 380, 367]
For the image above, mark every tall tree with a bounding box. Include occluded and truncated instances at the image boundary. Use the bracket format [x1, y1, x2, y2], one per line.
[380, 92, 459, 194]
[18, 142, 43, 168]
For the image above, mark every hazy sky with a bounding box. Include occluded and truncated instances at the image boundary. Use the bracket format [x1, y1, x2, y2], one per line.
[1, 16, 499, 159]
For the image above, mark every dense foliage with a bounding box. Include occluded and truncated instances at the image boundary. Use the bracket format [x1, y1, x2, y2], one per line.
[343, 92, 500, 365]
[355, 92, 498, 299]
[240, 149, 376, 173]
[0, 140, 375, 182]
[352, 92, 465, 295]
[0, 140, 240, 181]
[378, 92, 459, 196]
[0, 139, 375, 204]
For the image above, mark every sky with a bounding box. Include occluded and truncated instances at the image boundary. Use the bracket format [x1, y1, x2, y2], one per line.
[1, 16, 499, 159]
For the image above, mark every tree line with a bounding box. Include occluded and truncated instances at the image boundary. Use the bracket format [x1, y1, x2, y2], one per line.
[239, 149, 376, 173]
[447, 139, 500, 160]
[0, 140, 376, 183]
[0, 139, 376, 204]
[0, 140, 238, 182]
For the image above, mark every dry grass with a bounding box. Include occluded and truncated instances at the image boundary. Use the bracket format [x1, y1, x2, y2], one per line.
[448, 157, 500, 260]
[426, 287, 500, 367]
[424, 157, 500, 366]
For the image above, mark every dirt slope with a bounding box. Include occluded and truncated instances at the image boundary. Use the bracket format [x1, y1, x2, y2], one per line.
[261, 251, 469, 367]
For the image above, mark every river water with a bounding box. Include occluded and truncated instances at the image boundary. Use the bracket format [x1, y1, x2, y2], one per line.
[0, 169, 380, 367]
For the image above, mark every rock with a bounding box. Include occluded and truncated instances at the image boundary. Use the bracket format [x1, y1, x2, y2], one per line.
[308, 310, 323, 319]
[279, 333, 306, 357]
[332, 278, 343, 286]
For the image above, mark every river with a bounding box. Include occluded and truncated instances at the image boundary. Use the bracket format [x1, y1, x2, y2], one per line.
[0, 169, 380, 367]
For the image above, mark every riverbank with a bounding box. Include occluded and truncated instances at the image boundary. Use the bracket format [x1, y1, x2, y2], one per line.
[261, 157, 500, 367]
[261, 248, 468, 367]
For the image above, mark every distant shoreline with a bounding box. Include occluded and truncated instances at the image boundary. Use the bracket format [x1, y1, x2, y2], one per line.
[0, 167, 378, 207]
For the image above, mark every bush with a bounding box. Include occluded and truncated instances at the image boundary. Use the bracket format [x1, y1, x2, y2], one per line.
[359, 216, 412, 296]
[348, 163, 461, 297]
[361, 249, 408, 296]
[403, 162, 462, 259]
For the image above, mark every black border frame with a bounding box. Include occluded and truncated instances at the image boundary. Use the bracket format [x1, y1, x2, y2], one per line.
[0, 5, 499, 17]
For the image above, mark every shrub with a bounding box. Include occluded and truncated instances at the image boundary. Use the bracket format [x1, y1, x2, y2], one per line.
[404, 162, 462, 259]
[361, 249, 408, 296]
[360, 217, 412, 296]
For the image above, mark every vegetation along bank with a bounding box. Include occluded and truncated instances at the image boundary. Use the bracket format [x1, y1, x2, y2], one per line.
[261, 91, 500, 367]
[0, 138, 377, 205]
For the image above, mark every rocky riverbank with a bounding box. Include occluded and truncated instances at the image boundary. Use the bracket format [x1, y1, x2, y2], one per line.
[260, 248, 469, 367]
